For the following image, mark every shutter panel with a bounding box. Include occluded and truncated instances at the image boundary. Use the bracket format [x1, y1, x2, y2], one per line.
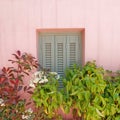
[40, 35, 55, 71]
[55, 35, 66, 76]
[55, 35, 66, 88]
[67, 35, 80, 67]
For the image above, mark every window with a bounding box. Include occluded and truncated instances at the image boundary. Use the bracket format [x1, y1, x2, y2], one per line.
[38, 32, 82, 76]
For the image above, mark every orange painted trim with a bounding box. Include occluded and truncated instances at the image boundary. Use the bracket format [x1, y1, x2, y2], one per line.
[81, 29, 85, 66]
[36, 28, 85, 33]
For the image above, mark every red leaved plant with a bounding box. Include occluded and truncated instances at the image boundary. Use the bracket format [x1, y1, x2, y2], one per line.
[0, 50, 39, 120]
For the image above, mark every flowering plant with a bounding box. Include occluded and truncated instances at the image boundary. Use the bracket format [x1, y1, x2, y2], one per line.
[29, 70, 62, 119]
[29, 71, 60, 88]
[22, 108, 34, 120]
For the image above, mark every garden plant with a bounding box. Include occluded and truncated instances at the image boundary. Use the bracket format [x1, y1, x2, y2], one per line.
[0, 50, 39, 120]
[0, 51, 120, 120]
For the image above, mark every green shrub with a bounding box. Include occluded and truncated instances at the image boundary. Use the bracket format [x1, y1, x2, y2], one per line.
[61, 61, 120, 120]
[31, 71, 63, 120]
[30, 60, 120, 120]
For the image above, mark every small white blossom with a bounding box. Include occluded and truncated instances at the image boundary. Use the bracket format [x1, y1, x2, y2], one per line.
[29, 81, 35, 88]
[34, 71, 44, 78]
[1, 103, 5, 106]
[39, 71, 44, 76]
[22, 108, 33, 119]
[34, 71, 40, 77]
[32, 77, 40, 83]
[39, 79, 48, 84]
[26, 108, 33, 114]
[0, 98, 4, 104]
[44, 79, 48, 83]
[44, 76, 47, 79]
[0, 98, 5, 106]
[39, 76, 48, 84]
[39, 73, 43, 78]
[50, 72, 60, 79]
[30, 71, 50, 86]
[22, 115, 29, 119]
[43, 76, 48, 82]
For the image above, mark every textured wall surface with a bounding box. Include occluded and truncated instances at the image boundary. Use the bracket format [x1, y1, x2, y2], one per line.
[0, 0, 120, 71]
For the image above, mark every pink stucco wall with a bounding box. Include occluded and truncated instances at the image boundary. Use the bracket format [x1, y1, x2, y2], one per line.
[0, 0, 120, 71]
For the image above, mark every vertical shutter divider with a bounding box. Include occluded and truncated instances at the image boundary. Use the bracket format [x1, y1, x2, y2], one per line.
[54, 35, 56, 72]
[39, 36, 43, 67]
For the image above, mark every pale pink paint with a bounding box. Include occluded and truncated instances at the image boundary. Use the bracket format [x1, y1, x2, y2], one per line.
[0, 0, 120, 71]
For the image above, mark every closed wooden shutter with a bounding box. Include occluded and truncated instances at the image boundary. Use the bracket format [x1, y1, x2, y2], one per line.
[39, 35, 55, 71]
[38, 33, 82, 75]
[66, 35, 81, 67]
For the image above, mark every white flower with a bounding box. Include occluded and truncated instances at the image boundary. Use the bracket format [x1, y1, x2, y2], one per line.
[34, 71, 44, 78]
[1, 103, 5, 106]
[49, 72, 60, 79]
[30, 71, 49, 86]
[39, 76, 48, 84]
[43, 76, 48, 82]
[39, 71, 44, 77]
[0, 98, 5, 106]
[26, 108, 33, 114]
[29, 81, 35, 88]
[44, 79, 48, 83]
[33, 78, 40, 83]
[22, 108, 33, 119]
[0, 98, 4, 104]
[44, 76, 47, 79]
[39, 79, 48, 84]
[34, 71, 40, 77]
[22, 115, 29, 119]
[39, 73, 42, 78]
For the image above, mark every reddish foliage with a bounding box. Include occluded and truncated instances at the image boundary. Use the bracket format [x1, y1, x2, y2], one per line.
[0, 50, 39, 105]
